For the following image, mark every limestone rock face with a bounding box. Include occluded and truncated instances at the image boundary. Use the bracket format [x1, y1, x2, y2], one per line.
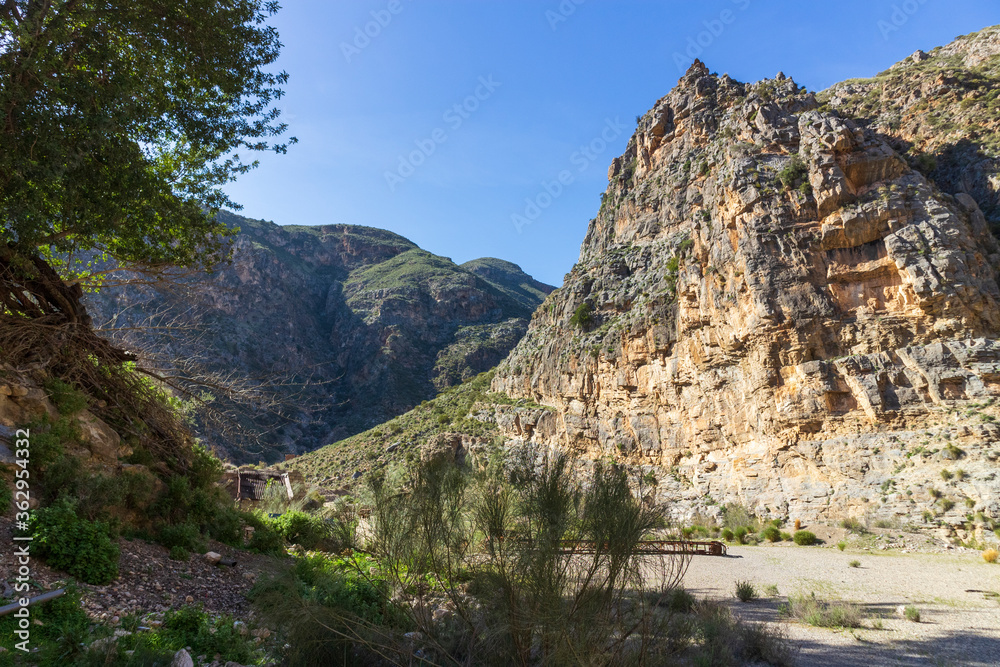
[85, 214, 552, 462]
[493, 54, 1000, 525]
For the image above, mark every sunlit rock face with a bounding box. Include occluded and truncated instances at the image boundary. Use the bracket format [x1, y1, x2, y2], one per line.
[493, 52, 1000, 528]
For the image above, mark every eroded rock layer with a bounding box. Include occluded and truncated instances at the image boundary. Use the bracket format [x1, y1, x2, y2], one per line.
[493, 43, 1000, 528]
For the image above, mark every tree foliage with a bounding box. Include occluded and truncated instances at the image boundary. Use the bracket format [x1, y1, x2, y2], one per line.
[0, 0, 294, 316]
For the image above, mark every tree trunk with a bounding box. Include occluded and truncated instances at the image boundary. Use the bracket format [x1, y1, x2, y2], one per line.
[0, 242, 93, 325]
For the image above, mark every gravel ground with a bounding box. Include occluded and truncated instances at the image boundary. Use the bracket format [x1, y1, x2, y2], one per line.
[683, 543, 1000, 666]
[0, 515, 284, 623]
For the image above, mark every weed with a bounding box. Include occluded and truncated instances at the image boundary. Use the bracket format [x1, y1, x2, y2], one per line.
[849, 560, 861, 568]
[735, 580, 758, 602]
[784, 593, 864, 628]
[793, 530, 817, 546]
[983, 548, 999, 563]
[903, 605, 921, 622]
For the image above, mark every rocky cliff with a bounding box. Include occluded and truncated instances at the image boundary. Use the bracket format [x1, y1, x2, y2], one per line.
[86, 212, 552, 462]
[492, 29, 1000, 531]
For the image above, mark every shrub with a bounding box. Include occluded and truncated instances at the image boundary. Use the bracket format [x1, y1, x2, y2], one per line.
[840, 517, 865, 533]
[123, 604, 264, 664]
[735, 580, 758, 602]
[569, 302, 594, 329]
[246, 511, 286, 554]
[794, 519, 801, 530]
[941, 469, 953, 480]
[848, 560, 861, 568]
[762, 525, 781, 542]
[721, 503, 756, 531]
[764, 584, 779, 597]
[273, 510, 331, 549]
[43, 378, 89, 415]
[940, 498, 955, 512]
[777, 156, 807, 190]
[982, 548, 999, 563]
[158, 522, 205, 553]
[169, 545, 190, 561]
[721, 528, 735, 541]
[30, 498, 119, 584]
[784, 593, 863, 628]
[903, 605, 920, 622]
[780, 531, 792, 541]
[793, 530, 817, 546]
[837, 541, 847, 551]
[663, 587, 696, 613]
[693, 601, 793, 666]
[735, 526, 749, 544]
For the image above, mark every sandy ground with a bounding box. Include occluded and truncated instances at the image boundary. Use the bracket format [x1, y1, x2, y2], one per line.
[682, 543, 1000, 666]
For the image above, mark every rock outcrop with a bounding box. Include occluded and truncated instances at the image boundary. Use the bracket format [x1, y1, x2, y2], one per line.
[86, 213, 552, 462]
[493, 35, 1000, 528]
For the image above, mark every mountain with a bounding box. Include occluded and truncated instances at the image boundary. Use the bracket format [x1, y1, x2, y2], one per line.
[481, 29, 1000, 531]
[84, 212, 552, 463]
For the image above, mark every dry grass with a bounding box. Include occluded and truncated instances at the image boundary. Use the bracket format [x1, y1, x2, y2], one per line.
[983, 548, 999, 564]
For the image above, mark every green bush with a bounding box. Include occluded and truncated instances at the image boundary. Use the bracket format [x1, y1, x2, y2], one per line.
[30, 498, 119, 584]
[848, 560, 861, 568]
[903, 605, 920, 622]
[735, 580, 758, 602]
[246, 511, 286, 554]
[837, 540, 847, 551]
[793, 530, 817, 546]
[735, 526, 749, 544]
[777, 156, 808, 190]
[158, 522, 205, 553]
[761, 525, 781, 543]
[721, 528, 734, 541]
[569, 302, 594, 329]
[274, 510, 331, 549]
[780, 531, 792, 541]
[43, 378, 89, 415]
[169, 545, 190, 561]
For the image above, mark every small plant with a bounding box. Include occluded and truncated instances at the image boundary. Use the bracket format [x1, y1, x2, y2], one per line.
[940, 498, 955, 512]
[848, 560, 861, 568]
[569, 302, 594, 329]
[780, 531, 792, 541]
[941, 469, 953, 480]
[169, 545, 190, 561]
[983, 548, 999, 564]
[793, 530, 817, 546]
[784, 593, 863, 628]
[735, 580, 758, 602]
[721, 528, 735, 542]
[837, 541, 847, 551]
[764, 584, 779, 597]
[903, 605, 921, 622]
[29, 498, 119, 584]
[794, 519, 802, 531]
[735, 526, 749, 544]
[841, 517, 866, 533]
[762, 525, 781, 543]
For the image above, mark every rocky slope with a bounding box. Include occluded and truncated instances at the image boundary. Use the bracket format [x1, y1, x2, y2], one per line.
[85, 212, 552, 462]
[491, 29, 1000, 534]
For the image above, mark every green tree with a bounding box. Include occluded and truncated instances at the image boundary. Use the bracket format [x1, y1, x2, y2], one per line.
[0, 0, 294, 322]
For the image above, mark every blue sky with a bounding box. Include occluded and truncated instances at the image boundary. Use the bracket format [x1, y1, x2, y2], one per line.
[223, 0, 998, 286]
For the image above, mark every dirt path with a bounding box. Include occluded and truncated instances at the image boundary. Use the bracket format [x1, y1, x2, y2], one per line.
[681, 544, 1000, 666]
